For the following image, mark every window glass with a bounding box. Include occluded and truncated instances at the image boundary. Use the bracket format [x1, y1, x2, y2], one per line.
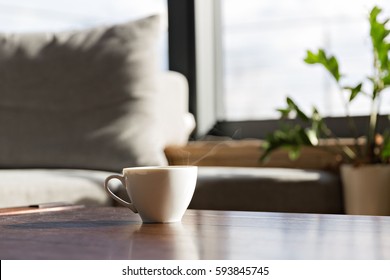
[0, 0, 168, 68]
[221, 0, 390, 120]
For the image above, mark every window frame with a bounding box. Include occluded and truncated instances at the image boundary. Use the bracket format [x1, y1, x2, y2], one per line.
[167, 0, 389, 139]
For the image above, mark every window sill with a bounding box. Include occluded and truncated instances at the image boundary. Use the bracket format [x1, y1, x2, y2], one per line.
[164, 139, 360, 171]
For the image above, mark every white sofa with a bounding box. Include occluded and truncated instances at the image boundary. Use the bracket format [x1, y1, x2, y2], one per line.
[0, 71, 195, 208]
[0, 15, 195, 208]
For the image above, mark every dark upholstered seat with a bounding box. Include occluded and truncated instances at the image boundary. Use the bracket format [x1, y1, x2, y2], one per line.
[190, 167, 343, 214]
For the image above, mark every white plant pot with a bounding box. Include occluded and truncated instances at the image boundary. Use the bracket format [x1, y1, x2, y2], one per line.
[341, 164, 390, 215]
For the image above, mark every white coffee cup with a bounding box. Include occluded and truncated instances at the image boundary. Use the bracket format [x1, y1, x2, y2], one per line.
[104, 166, 198, 223]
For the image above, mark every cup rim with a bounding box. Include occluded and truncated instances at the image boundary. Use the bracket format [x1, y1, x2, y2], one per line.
[123, 165, 197, 172]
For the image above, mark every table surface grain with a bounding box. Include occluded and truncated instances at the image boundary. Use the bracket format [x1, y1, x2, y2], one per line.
[1, 207, 390, 260]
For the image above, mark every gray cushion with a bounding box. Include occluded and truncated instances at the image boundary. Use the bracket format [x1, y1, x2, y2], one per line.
[0, 169, 118, 207]
[191, 167, 343, 214]
[0, 15, 167, 172]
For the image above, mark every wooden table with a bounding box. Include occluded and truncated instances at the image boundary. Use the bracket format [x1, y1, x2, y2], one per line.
[1, 207, 390, 259]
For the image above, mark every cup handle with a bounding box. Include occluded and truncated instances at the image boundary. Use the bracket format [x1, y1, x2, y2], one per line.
[104, 175, 138, 213]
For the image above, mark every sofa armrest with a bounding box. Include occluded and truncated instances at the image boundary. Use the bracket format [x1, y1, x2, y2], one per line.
[157, 71, 195, 147]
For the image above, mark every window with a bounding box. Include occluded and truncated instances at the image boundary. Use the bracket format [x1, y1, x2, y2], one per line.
[219, 0, 390, 121]
[0, 0, 168, 68]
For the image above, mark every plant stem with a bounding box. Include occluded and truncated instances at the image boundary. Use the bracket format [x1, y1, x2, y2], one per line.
[368, 51, 383, 163]
[320, 122, 357, 162]
[337, 84, 361, 159]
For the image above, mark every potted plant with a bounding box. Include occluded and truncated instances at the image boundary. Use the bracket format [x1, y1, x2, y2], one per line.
[261, 6, 390, 215]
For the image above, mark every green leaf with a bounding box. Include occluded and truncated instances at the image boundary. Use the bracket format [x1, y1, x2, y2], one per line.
[260, 125, 314, 162]
[304, 49, 341, 82]
[309, 107, 328, 140]
[297, 126, 313, 146]
[370, 6, 382, 20]
[296, 108, 309, 121]
[370, 6, 390, 72]
[286, 97, 309, 121]
[288, 148, 301, 161]
[277, 108, 292, 118]
[381, 131, 390, 161]
[286, 97, 297, 108]
[304, 50, 320, 64]
[306, 128, 319, 146]
[344, 83, 363, 102]
[383, 74, 390, 86]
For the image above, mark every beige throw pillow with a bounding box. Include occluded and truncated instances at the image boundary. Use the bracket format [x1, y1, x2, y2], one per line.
[0, 15, 167, 171]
